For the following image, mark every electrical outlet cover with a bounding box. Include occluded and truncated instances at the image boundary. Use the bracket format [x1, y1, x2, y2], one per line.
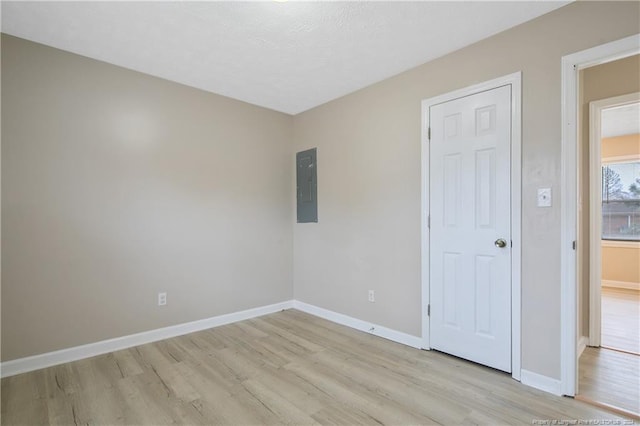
[158, 292, 167, 306]
[537, 187, 552, 207]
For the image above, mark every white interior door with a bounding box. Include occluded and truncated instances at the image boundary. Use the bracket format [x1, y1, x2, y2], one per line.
[429, 85, 512, 372]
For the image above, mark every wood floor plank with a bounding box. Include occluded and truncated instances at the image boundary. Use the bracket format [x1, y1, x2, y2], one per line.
[578, 286, 640, 416]
[2, 309, 633, 425]
[579, 346, 640, 416]
[601, 287, 639, 354]
[284, 357, 437, 425]
[311, 404, 396, 426]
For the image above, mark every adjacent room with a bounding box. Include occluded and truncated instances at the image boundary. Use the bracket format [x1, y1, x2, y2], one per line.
[576, 56, 640, 416]
[1, 1, 639, 424]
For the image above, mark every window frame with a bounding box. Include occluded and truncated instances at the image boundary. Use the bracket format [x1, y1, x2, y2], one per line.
[601, 157, 640, 242]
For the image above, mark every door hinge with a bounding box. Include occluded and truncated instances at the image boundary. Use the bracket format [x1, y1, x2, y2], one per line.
[572, 240, 576, 250]
[427, 304, 430, 317]
[428, 127, 431, 140]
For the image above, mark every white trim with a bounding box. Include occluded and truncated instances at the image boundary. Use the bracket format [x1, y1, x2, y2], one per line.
[602, 280, 640, 291]
[1, 297, 568, 397]
[521, 369, 562, 396]
[292, 300, 423, 349]
[420, 72, 522, 381]
[577, 336, 589, 358]
[420, 88, 431, 351]
[0, 300, 293, 378]
[602, 240, 640, 248]
[602, 154, 640, 164]
[589, 92, 640, 348]
[560, 33, 640, 397]
[511, 73, 523, 382]
[588, 99, 603, 348]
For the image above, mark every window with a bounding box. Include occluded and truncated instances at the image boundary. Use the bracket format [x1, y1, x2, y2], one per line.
[602, 161, 640, 241]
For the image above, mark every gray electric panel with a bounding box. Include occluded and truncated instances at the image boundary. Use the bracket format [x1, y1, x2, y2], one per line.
[296, 148, 318, 223]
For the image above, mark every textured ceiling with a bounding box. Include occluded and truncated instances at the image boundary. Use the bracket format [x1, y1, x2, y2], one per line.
[602, 103, 640, 138]
[2, 1, 569, 115]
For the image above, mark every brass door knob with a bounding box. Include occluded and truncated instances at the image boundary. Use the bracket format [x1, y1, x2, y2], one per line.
[495, 239, 507, 248]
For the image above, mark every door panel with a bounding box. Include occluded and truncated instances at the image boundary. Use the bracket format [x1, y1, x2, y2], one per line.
[443, 251, 461, 329]
[430, 85, 512, 372]
[443, 154, 461, 227]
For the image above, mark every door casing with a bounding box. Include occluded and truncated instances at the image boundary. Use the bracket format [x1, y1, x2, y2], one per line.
[421, 72, 522, 381]
[560, 34, 640, 397]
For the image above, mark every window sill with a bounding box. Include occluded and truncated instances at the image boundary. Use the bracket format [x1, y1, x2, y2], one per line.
[601, 240, 640, 248]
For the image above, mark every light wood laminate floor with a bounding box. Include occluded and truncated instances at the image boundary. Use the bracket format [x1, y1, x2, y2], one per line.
[577, 288, 640, 417]
[1, 310, 631, 425]
[579, 346, 639, 417]
[601, 287, 640, 354]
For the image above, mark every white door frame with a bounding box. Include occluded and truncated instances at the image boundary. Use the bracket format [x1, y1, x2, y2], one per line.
[421, 72, 522, 381]
[560, 34, 639, 397]
[588, 92, 640, 348]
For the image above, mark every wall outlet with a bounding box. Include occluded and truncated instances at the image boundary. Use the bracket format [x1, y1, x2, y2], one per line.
[368, 290, 375, 303]
[158, 292, 167, 306]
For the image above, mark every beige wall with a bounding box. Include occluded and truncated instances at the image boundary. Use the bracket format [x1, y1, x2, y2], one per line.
[602, 133, 640, 159]
[602, 244, 640, 284]
[1, 35, 293, 361]
[578, 57, 640, 339]
[2, 2, 639, 382]
[292, 1, 640, 380]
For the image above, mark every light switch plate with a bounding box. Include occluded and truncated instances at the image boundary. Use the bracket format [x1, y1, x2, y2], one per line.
[537, 188, 552, 207]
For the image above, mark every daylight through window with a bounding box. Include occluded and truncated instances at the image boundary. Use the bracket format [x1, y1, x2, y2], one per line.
[602, 161, 640, 241]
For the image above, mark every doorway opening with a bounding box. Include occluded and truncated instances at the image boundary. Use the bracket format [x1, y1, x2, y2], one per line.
[561, 33, 639, 398]
[580, 90, 640, 416]
[589, 96, 640, 355]
[561, 36, 639, 416]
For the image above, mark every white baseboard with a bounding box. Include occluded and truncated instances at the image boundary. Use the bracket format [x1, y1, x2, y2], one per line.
[1, 299, 422, 378]
[602, 280, 640, 291]
[520, 369, 562, 396]
[292, 300, 423, 349]
[578, 336, 589, 358]
[5, 298, 540, 396]
[1, 300, 293, 378]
